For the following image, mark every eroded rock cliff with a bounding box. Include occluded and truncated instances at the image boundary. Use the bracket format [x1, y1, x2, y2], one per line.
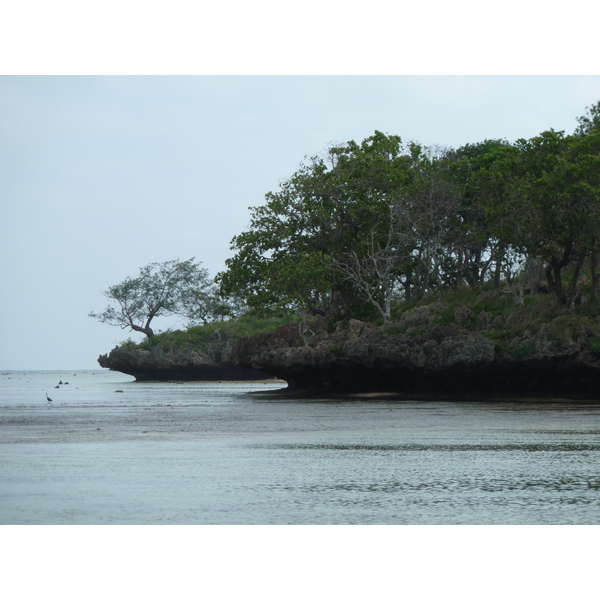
[97, 299, 600, 397]
[98, 344, 273, 382]
[230, 303, 600, 398]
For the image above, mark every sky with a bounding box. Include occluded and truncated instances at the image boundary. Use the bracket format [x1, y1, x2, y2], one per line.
[2, 75, 600, 369]
[1, 1, 599, 370]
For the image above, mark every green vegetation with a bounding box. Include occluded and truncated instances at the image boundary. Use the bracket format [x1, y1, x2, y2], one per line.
[380, 282, 600, 359]
[89, 258, 232, 338]
[93, 102, 600, 363]
[218, 102, 600, 318]
[119, 313, 291, 353]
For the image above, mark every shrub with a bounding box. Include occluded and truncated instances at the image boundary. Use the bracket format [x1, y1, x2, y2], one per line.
[122, 314, 290, 353]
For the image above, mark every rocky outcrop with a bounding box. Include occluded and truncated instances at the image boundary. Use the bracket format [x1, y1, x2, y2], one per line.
[231, 304, 600, 398]
[98, 301, 600, 397]
[98, 344, 274, 382]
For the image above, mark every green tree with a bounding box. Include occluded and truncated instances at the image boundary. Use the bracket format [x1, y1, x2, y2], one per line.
[397, 144, 463, 298]
[575, 101, 600, 137]
[505, 125, 600, 306]
[90, 258, 216, 337]
[218, 131, 416, 319]
[219, 101, 600, 316]
[449, 139, 523, 288]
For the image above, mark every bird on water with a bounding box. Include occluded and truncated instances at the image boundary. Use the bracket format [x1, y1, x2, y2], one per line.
[46, 393, 53, 402]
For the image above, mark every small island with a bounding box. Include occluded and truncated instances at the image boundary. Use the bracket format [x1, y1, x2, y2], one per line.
[97, 315, 285, 382]
[96, 102, 600, 398]
[99, 287, 600, 398]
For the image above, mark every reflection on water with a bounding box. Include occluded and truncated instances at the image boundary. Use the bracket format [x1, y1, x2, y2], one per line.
[1, 370, 600, 524]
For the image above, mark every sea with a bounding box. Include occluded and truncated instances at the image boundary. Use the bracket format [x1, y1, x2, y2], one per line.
[2, 369, 600, 525]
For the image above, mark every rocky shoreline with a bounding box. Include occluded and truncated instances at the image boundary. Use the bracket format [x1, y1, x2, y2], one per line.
[230, 313, 600, 398]
[98, 302, 600, 398]
[97, 345, 275, 382]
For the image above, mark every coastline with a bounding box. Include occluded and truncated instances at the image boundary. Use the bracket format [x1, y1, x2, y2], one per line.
[97, 298, 600, 400]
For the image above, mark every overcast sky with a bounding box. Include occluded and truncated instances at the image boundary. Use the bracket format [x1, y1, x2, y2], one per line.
[2, 75, 600, 369]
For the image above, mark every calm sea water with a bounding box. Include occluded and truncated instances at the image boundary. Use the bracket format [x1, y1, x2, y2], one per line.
[1, 370, 600, 525]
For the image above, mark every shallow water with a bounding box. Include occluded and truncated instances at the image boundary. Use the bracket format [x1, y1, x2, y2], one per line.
[1, 370, 600, 524]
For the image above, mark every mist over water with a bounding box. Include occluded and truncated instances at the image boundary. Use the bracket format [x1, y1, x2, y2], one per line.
[1, 370, 600, 524]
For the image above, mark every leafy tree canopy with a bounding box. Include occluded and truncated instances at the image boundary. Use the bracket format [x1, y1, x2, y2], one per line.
[219, 102, 600, 315]
[94, 102, 600, 340]
[90, 258, 221, 337]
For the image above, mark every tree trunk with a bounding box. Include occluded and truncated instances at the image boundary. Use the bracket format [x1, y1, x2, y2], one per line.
[494, 259, 502, 289]
[383, 287, 391, 322]
[567, 252, 586, 309]
[404, 277, 412, 303]
[131, 324, 154, 338]
[545, 263, 567, 305]
[592, 244, 598, 302]
[545, 243, 573, 306]
[493, 244, 505, 289]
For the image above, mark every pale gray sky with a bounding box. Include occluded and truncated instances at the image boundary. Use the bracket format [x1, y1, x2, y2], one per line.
[1, 0, 599, 370]
[2, 75, 599, 369]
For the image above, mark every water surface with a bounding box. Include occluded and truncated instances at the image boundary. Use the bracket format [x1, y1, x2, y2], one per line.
[1, 370, 600, 524]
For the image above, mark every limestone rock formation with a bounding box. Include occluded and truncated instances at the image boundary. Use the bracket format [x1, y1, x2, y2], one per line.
[98, 300, 600, 397]
[98, 344, 273, 382]
[231, 306, 600, 398]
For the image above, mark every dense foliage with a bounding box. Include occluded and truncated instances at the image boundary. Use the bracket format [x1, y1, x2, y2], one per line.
[218, 102, 600, 320]
[92, 102, 600, 356]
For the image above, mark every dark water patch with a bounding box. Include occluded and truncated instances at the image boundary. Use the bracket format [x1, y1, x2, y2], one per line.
[282, 475, 600, 494]
[267, 442, 600, 452]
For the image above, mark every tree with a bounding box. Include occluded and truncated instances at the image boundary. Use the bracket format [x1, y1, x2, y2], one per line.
[397, 144, 462, 298]
[218, 131, 416, 319]
[219, 102, 600, 316]
[575, 101, 600, 137]
[331, 204, 410, 321]
[90, 258, 215, 337]
[508, 128, 600, 306]
[449, 139, 523, 288]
